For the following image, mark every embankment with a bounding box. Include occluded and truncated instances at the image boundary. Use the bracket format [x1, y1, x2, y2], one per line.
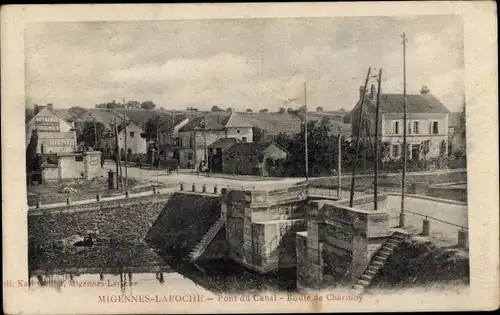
[370, 238, 469, 289]
[28, 192, 223, 274]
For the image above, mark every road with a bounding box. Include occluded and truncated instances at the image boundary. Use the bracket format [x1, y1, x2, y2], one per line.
[103, 162, 306, 191]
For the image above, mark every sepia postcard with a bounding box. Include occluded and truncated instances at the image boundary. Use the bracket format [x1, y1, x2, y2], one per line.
[1, 2, 499, 313]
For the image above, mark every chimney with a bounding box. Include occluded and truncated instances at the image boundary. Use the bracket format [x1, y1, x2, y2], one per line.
[34, 104, 46, 115]
[370, 84, 376, 100]
[47, 103, 53, 111]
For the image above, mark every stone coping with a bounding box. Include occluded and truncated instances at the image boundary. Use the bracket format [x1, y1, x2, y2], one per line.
[385, 192, 467, 206]
[28, 186, 181, 211]
[253, 218, 305, 225]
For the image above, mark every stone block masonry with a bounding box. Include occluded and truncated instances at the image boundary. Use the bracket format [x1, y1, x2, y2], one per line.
[223, 188, 309, 274]
[28, 193, 172, 272]
[28, 192, 223, 273]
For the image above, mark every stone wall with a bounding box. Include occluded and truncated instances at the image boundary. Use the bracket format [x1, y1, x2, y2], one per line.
[252, 219, 306, 273]
[28, 192, 223, 273]
[309, 170, 467, 191]
[224, 188, 309, 274]
[28, 193, 172, 272]
[301, 201, 391, 289]
[145, 193, 221, 258]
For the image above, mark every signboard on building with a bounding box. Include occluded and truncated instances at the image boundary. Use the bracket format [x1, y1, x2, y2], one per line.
[35, 117, 60, 132]
[40, 138, 75, 153]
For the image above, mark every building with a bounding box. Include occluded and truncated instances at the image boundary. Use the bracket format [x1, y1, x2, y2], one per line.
[207, 138, 241, 173]
[157, 116, 190, 162]
[39, 151, 102, 183]
[25, 104, 77, 154]
[177, 112, 253, 169]
[222, 142, 289, 176]
[350, 85, 450, 162]
[100, 121, 147, 158]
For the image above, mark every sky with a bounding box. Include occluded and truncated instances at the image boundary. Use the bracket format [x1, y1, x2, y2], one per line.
[25, 16, 464, 112]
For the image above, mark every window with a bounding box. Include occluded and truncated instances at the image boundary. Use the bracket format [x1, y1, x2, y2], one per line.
[179, 138, 183, 147]
[432, 121, 439, 134]
[187, 152, 193, 160]
[413, 121, 420, 134]
[129, 131, 135, 138]
[242, 137, 247, 142]
[237, 130, 240, 134]
[394, 121, 400, 134]
[407, 121, 412, 134]
[189, 139, 194, 148]
[392, 144, 400, 158]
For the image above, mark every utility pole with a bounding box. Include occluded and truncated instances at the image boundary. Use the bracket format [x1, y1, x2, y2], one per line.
[400, 33, 407, 227]
[374, 68, 382, 211]
[113, 118, 122, 191]
[203, 114, 208, 162]
[123, 97, 128, 187]
[304, 81, 309, 183]
[93, 118, 98, 151]
[337, 126, 342, 199]
[349, 67, 372, 207]
[187, 107, 197, 169]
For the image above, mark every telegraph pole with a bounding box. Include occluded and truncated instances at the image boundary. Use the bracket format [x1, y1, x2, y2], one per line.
[400, 33, 407, 227]
[304, 81, 309, 182]
[349, 67, 372, 207]
[337, 126, 342, 199]
[93, 118, 98, 151]
[123, 97, 128, 187]
[203, 115, 208, 162]
[113, 118, 122, 191]
[374, 68, 382, 211]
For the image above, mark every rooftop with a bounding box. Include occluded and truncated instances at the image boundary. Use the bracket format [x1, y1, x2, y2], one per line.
[356, 93, 451, 114]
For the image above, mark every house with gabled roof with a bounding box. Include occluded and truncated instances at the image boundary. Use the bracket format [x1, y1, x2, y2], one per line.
[222, 141, 289, 176]
[350, 85, 451, 162]
[177, 111, 253, 168]
[25, 104, 77, 154]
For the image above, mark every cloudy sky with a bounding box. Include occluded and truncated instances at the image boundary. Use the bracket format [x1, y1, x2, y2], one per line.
[25, 16, 464, 112]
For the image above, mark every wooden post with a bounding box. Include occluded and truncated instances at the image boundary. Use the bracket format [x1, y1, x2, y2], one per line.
[400, 32, 408, 227]
[374, 68, 382, 211]
[304, 81, 309, 183]
[349, 67, 372, 207]
[123, 97, 128, 188]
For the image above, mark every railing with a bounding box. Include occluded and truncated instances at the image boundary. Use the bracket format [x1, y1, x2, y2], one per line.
[403, 209, 468, 230]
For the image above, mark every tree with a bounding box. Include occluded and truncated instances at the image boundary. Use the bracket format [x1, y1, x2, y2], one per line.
[420, 86, 430, 94]
[69, 106, 88, 118]
[320, 116, 331, 126]
[278, 107, 286, 114]
[339, 108, 346, 112]
[259, 109, 269, 113]
[141, 101, 156, 110]
[126, 100, 141, 109]
[226, 108, 233, 112]
[316, 106, 323, 112]
[246, 109, 253, 113]
[211, 105, 222, 112]
[78, 121, 106, 149]
[107, 100, 118, 109]
[140, 114, 171, 147]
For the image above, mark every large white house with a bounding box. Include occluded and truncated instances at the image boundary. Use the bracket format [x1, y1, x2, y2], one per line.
[350, 85, 450, 161]
[100, 121, 147, 157]
[25, 104, 77, 154]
